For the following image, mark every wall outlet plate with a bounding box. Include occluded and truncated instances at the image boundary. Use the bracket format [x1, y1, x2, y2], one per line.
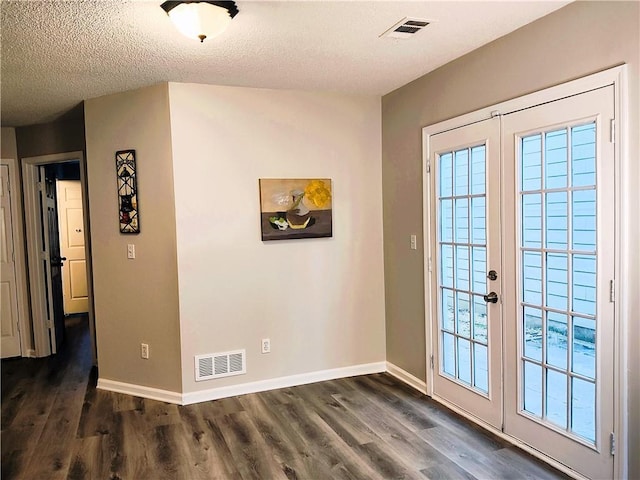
[261, 338, 270, 354]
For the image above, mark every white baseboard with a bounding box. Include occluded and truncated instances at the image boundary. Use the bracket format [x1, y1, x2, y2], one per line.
[182, 361, 387, 405]
[386, 361, 428, 395]
[97, 378, 183, 405]
[97, 361, 386, 406]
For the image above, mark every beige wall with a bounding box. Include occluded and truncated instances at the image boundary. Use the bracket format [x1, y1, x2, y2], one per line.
[168, 83, 385, 393]
[15, 116, 85, 160]
[1, 127, 18, 159]
[382, 1, 639, 476]
[84, 84, 182, 392]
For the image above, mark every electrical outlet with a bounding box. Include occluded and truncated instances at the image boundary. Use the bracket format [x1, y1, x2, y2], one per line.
[141, 343, 149, 359]
[261, 338, 271, 354]
[127, 244, 136, 259]
[410, 234, 417, 250]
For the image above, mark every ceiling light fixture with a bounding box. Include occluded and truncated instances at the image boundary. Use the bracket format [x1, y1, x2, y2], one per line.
[160, 1, 239, 43]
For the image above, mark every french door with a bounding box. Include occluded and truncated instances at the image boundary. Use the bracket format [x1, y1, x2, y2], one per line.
[428, 117, 503, 429]
[427, 86, 615, 478]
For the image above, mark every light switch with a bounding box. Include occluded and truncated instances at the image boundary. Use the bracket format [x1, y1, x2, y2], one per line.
[127, 244, 136, 259]
[410, 234, 417, 250]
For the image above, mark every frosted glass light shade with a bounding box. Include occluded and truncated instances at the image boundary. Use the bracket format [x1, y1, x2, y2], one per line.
[167, 2, 232, 42]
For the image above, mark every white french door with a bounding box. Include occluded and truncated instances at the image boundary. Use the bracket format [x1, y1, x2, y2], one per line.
[428, 117, 502, 429]
[426, 85, 615, 478]
[502, 86, 615, 479]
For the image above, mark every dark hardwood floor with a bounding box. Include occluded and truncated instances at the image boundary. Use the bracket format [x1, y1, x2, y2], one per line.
[2, 315, 567, 479]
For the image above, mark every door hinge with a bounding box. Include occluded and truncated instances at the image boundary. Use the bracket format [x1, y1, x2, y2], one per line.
[46, 320, 53, 329]
[430, 355, 434, 370]
[428, 257, 433, 273]
[610, 432, 616, 456]
[426, 161, 431, 174]
[609, 279, 615, 303]
[610, 119, 615, 143]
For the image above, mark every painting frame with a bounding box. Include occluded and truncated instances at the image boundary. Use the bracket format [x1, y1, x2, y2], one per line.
[259, 178, 332, 241]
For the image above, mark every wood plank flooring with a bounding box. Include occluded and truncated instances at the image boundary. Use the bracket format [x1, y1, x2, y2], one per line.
[2, 315, 567, 479]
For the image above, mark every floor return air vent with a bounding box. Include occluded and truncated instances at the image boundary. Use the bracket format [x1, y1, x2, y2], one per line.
[195, 349, 246, 381]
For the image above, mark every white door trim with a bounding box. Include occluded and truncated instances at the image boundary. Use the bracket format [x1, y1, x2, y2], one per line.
[0, 158, 31, 357]
[21, 151, 97, 363]
[422, 65, 628, 478]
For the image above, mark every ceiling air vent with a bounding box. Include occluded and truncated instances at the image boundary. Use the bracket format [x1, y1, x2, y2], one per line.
[195, 349, 246, 382]
[381, 17, 430, 39]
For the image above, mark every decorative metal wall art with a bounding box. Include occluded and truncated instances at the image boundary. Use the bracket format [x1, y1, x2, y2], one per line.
[116, 150, 140, 234]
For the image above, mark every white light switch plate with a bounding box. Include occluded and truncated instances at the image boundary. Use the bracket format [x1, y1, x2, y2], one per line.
[127, 244, 136, 259]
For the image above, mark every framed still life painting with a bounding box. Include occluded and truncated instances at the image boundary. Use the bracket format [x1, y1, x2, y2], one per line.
[259, 178, 332, 241]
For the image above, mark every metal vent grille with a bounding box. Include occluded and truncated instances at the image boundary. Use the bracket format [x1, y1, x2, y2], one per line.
[195, 349, 246, 382]
[381, 17, 430, 39]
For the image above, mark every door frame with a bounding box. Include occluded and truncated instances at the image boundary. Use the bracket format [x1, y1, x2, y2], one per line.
[22, 151, 97, 363]
[422, 65, 628, 478]
[1, 157, 31, 357]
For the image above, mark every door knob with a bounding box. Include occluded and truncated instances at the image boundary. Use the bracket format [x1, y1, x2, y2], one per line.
[483, 292, 498, 303]
[487, 270, 498, 281]
[51, 256, 67, 267]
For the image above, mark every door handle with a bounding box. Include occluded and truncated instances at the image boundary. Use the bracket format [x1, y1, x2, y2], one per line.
[51, 256, 67, 267]
[483, 292, 498, 304]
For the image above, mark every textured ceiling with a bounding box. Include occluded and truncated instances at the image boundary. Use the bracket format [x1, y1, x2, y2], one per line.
[1, 0, 570, 127]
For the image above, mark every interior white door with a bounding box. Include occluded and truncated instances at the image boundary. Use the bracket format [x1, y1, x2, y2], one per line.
[428, 117, 503, 429]
[1, 164, 22, 358]
[501, 86, 615, 479]
[56, 180, 88, 314]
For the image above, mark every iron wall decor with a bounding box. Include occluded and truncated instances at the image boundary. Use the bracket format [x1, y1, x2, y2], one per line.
[116, 150, 140, 234]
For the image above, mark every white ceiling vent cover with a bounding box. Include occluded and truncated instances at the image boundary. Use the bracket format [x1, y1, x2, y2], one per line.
[380, 17, 430, 39]
[195, 349, 246, 382]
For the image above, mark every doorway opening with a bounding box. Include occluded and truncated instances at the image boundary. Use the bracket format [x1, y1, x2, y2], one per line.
[22, 151, 96, 363]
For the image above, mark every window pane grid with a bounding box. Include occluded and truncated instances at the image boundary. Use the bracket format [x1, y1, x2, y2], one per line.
[438, 144, 488, 395]
[518, 122, 597, 444]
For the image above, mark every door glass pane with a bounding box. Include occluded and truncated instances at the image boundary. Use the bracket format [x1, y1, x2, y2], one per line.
[473, 296, 487, 343]
[471, 197, 486, 243]
[455, 199, 469, 242]
[572, 317, 595, 379]
[474, 343, 488, 393]
[546, 370, 568, 429]
[571, 378, 595, 442]
[546, 192, 567, 249]
[441, 199, 453, 243]
[458, 338, 471, 385]
[518, 122, 599, 444]
[471, 146, 485, 194]
[471, 247, 486, 293]
[437, 145, 489, 395]
[546, 253, 568, 310]
[522, 194, 542, 248]
[545, 129, 568, 189]
[523, 361, 542, 416]
[572, 190, 596, 251]
[441, 245, 453, 288]
[454, 149, 469, 195]
[441, 289, 455, 331]
[442, 332, 455, 376]
[440, 152, 453, 196]
[547, 312, 568, 369]
[522, 252, 542, 304]
[522, 134, 542, 191]
[571, 124, 596, 187]
[523, 307, 542, 361]
[456, 292, 470, 336]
